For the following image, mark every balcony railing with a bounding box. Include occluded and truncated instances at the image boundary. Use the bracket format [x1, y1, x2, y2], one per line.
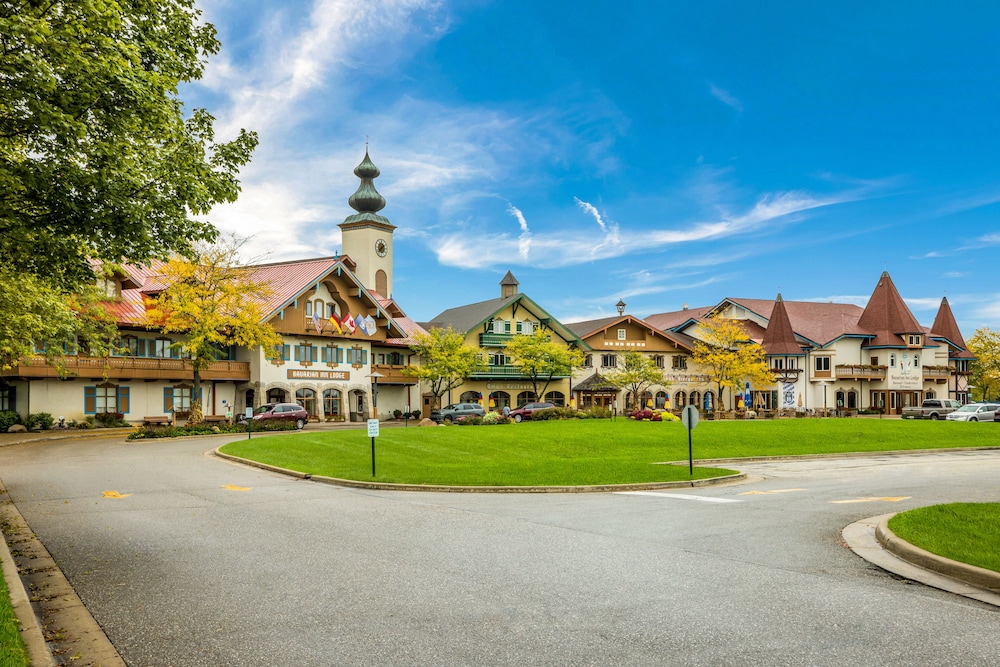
[371, 364, 418, 385]
[922, 366, 951, 381]
[469, 365, 570, 380]
[479, 333, 513, 347]
[834, 365, 887, 380]
[3, 356, 250, 381]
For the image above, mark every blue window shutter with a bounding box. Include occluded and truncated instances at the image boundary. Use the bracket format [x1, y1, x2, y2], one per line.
[163, 387, 173, 412]
[294, 346, 301, 361]
[84, 387, 96, 414]
[321, 347, 328, 363]
[118, 387, 130, 414]
[337, 347, 343, 363]
[362, 350, 368, 365]
[311, 346, 318, 362]
[283, 345, 290, 361]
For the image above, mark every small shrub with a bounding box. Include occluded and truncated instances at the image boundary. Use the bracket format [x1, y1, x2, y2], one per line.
[0, 410, 22, 432]
[393, 409, 403, 419]
[456, 416, 483, 426]
[577, 406, 611, 419]
[532, 407, 576, 421]
[411, 410, 421, 419]
[481, 411, 510, 425]
[25, 412, 55, 430]
[94, 412, 127, 427]
[628, 409, 655, 420]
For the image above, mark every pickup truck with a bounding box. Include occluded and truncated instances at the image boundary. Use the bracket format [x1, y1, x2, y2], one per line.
[901, 399, 962, 420]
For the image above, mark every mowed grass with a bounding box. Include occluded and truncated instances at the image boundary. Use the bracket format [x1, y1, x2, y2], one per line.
[219, 417, 999, 487]
[888, 503, 1000, 573]
[0, 558, 29, 667]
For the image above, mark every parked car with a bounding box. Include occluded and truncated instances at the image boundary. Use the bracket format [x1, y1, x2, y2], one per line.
[901, 398, 962, 420]
[945, 403, 1000, 422]
[507, 401, 556, 423]
[430, 403, 486, 423]
[246, 402, 309, 429]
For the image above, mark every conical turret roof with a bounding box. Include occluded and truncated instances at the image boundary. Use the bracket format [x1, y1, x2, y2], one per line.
[761, 294, 804, 355]
[857, 271, 923, 347]
[931, 296, 976, 359]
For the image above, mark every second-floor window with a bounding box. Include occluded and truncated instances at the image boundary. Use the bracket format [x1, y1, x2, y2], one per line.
[672, 356, 687, 370]
[601, 353, 617, 368]
[653, 355, 665, 368]
[815, 357, 831, 372]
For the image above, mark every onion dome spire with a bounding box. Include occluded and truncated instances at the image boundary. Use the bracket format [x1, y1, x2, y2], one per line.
[342, 148, 393, 227]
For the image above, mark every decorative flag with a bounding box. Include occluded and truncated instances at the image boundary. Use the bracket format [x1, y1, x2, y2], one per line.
[343, 313, 356, 334]
[356, 316, 369, 336]
[330, 316, 343, 335]
[311, 308, 322, 334]
[364, 315, 376, 336]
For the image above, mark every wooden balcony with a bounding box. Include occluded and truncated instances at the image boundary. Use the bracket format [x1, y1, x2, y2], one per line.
[479, 333, 513, 347]
[834, 365, 886, 380]
[469, 365, 569, 380]
[3, 356, 250, 381]
[922, 366, 951, 383]
[371, 364, 418, 385]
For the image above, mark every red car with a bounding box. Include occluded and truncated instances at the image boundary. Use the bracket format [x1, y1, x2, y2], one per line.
[507, 402, 555, 423]
[250, 403, 308, 429]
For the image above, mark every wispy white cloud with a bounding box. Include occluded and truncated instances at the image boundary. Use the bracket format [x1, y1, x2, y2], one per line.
[980, 232, 1000, 244]
[507, 203, 531, 260]
[708, 82, 743, 112]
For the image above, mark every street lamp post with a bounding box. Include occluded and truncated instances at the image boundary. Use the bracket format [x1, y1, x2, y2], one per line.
[369, 371, 384, 419]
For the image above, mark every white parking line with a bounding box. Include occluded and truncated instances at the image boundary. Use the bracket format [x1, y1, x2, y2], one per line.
[615, 491, 743, 503]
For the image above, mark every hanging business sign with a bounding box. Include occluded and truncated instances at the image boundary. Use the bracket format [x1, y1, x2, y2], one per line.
[287, 370, 350, 380]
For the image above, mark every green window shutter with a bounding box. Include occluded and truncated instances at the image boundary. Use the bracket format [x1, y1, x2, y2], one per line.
[163, 387, 174, 412]
[118, 387, 130, 414]
[84, 387, 96, 414]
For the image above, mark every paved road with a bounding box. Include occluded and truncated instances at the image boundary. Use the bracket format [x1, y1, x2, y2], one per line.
[1, 436, 999, 666]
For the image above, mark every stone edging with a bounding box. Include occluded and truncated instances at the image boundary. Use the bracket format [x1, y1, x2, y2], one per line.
[213, 448, 746, 492]
[875, 515, 1000, 593]
[0, 499, 53, 667]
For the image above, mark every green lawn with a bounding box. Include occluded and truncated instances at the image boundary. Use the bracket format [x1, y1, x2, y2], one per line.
[888, 503, 1000, 573]
[0, 558, 29, 667]
[219, 417, 999, 487]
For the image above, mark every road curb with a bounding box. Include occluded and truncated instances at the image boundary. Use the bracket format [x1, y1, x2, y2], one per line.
[875, 516, 1000, 592]
[0, 495, 53, 667]
[212, 448, 746, 492]
[843, 514, 1000, 607]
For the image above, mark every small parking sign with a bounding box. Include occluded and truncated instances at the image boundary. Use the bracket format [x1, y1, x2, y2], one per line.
[367, 419, 380, 437]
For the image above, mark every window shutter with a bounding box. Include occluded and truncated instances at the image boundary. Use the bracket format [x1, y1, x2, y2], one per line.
[7, 386, 14, 411]
[118, 387, 130, 414]
[283, 345, 290, 360]
[362, 350, 368, 364]
[311, 346, 318, 362]
[321, 347, 328, 363]
[163, 387, 174, 412]
[84, 387, 96, 414]
[337, 347, 343, 363]
[294, 346, 301, 361]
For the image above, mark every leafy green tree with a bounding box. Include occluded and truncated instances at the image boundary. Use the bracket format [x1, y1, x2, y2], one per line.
[691, 315, 775, 410]
[0, 266, 118, 374]
[143, 239, 282, 422]
[403, 327, 485, 410]
[604, 350, 667, 410]
[503, 328, 586, 403]
[967, 327, 1000, 401]
[0, 0, 256, 365]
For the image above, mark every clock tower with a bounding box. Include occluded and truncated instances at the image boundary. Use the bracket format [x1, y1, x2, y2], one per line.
[339, 149, 396, 297]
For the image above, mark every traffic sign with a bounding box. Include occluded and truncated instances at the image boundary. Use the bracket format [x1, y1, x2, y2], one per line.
[367, 419, 380, 437]
[681, 405, 699, 429]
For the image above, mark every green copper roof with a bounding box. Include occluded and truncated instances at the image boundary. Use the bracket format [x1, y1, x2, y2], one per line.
[344, 150, 391, 225]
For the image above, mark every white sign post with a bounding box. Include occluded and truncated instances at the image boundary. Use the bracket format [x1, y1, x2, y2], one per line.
[367, 419, 380, 477]
[681, 405, 699, 475]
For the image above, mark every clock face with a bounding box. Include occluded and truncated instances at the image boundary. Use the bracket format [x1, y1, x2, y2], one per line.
[375, 238, 387, 257]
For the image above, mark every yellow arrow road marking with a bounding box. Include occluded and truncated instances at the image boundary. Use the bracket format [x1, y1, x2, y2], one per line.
[830, 496, 911, 504]
[740, 488, 806, 495]
[102, 490, 131, 499]
[222, 484, 252, 492]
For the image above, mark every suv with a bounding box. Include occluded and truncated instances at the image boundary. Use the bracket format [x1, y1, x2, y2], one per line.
[507, 402, 556, 423]
[430, 403, 485, 423]
[901, 399, 962, 420]
[945, 403, 1000, 422]
[249, 403, 309, 429]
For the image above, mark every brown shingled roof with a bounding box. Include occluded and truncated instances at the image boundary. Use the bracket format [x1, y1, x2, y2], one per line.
[856, 271, 923, 347]
[761, 294, 804, 355]
[930, 296, 976, 360]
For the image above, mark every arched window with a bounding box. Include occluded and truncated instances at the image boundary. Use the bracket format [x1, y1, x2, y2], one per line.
[889, 353, 896, 367]
[544, 391, 565, 407]
[460, 391, 481, 404]
[296, 388, 317, 417]
[584, 354, 593, 368]
[914, 355, 920, 368]
[375, 270, 388, 296]
[689, 391, 701, 411]
[516, 391, 537, 407]
[323, 389, 341, 417]
[640, 391, 653, 408]
[305, 301, 313, 317]
[847, 391, 858, 409]
[675, 391, 687, 408]
[490, 391, 511, 410]
[655, 391, 667, 409]
[267, 388, 287, 404]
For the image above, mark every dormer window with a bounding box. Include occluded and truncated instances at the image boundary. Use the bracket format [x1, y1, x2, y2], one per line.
[907, 334, 922, 347]
[617, 329, 626, 340]
[97, 278, 119, 298]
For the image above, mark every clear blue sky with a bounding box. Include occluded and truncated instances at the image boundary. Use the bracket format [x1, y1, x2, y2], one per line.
[188, 0, 1000, 334]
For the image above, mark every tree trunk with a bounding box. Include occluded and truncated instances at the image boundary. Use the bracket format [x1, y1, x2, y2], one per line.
[191, 368, 204, 424]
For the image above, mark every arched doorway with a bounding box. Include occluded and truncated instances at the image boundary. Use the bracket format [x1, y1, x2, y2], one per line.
[516, 391, 537, 407]
[296, 388, 317, 419]
[267, 388, 287, 404]
[349, 389, 368, 422]
[490, 391, 511, 411]
[323, 389, 342, 420]
[544, 391, 565, 407]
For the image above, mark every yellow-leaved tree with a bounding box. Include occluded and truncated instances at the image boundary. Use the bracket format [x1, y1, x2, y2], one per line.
[967, 327, 1000, 401]
[143, 239, 281, 423]
[691, 315, 775, 411]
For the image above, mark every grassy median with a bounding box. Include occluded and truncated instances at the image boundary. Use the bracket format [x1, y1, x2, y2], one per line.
[219, 417, 999, 487]
[0, 559, 29, 667]
[888, 503, 1000, 573]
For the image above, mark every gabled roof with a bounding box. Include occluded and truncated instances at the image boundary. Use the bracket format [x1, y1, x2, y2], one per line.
[567, 314, 696, 351]
[573, 371, 618, 392]
[425, 292, 589, 349]
[930, 296, 976, 360]
[375, 296, 427, 348]
[760, 294, 805, 356]
[645, 306, 714, 331]
[856, 271, 923, 347]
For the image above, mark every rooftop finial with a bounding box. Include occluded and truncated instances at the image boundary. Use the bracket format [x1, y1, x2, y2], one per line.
[616, 299, 626, 316]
